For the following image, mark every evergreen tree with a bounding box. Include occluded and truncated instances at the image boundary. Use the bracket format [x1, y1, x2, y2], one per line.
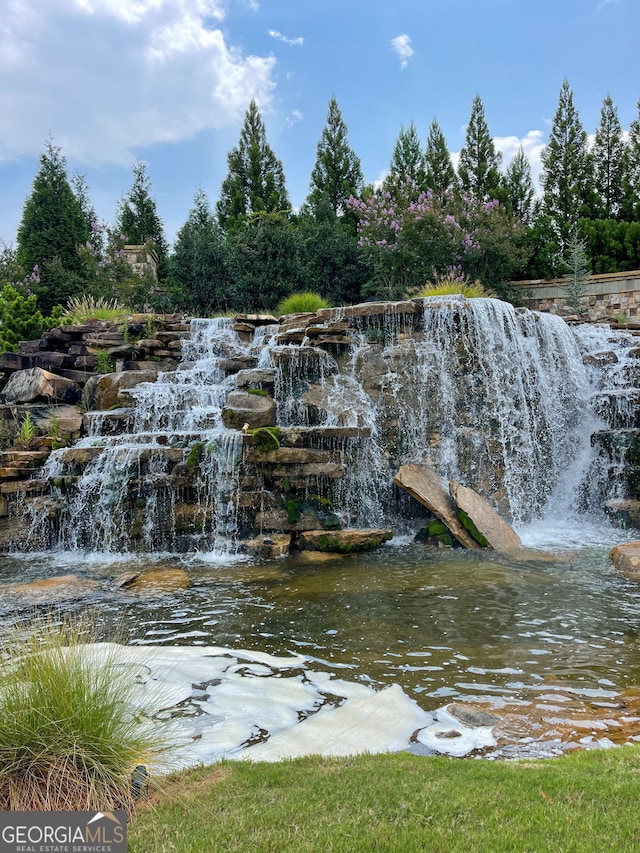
[621, 99, 640, 222]
[386, 122, 425, 189]
[562, 232, 591, 315]
[541, 80, 594, 259]
[115, 160, 168, 258]
[423, 119, 457, 199]
[217, 100, 290, 231]
[504, 147, 535, 223]
[170, 189, 230, 314]
[593, 94, 625, 219]
[457, 96, 502, 201]
[71, 172, 103, 254]
[16, 139, 89, 314]
[307, 96, 363, 214]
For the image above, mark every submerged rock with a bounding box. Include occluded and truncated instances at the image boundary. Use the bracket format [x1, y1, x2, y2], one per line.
[297, 529, 393, 553]
[0, 574, 101, 603]
[610, 540, 640, 578]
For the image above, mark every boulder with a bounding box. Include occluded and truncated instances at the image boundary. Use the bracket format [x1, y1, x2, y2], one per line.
[222, 390, 276, 429]
[0, 574, 101, 604]
[610, 540, 640, 578]
[243, 534, 292, 559]
[2, 367, 80, 404]
[235, 368, 277, 389]
[92, 370, 159, 410]
[32, 404, 84, 435]
[449, 480, 522, 555]
[297, 529, 393, 553]
[393, 463, 480, 550]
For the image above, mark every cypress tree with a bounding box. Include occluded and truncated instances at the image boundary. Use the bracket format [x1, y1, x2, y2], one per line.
[504, 147, 535, 223]
[170, 189, 230, 314]
[115, 160, 168, 258]
[621, 99, 640, 222]
[541, 80, 594, 258]
[307, 96, 363, 214]
[386, 122, 425, 189]
[16, 139, 89, 313]
[217, 100, 290, 231]
[457, 96, 502, 201]
[593, 94, 625, 219]
[423, 119, 457, 198]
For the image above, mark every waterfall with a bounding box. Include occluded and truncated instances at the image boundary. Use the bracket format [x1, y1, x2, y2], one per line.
[29, 299, 637, 554]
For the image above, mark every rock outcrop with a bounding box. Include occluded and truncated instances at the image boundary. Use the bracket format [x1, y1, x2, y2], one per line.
[449, 480, 522, 555]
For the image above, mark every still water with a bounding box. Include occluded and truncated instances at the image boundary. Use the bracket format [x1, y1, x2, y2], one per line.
[3, 525, 640, 756]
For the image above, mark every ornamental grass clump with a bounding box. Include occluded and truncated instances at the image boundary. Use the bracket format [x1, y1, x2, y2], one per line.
[0, 618, 159, 813]
[63, 295, 131, 323]
[417, 274, 491, 299]
[276, 291, 331, 316]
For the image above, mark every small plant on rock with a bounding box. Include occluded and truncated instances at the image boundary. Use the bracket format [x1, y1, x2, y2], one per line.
[14, 411, 38, 448]
[276, 292, 331, 316]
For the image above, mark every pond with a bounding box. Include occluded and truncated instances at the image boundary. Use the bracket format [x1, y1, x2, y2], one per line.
[2, 519, 640, 762]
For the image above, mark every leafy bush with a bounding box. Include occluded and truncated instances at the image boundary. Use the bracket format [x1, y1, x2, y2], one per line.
[62, 295, 130, 323]
[276, 291, 331, 316]
[0, 617, 160, 812]
[0, 284, 48, 353]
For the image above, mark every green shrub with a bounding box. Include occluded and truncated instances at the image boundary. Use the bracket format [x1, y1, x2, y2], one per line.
[94, 349, 115, 374]
[0, 617, 160, 812]
[0, 285, 47, 353]
[276, 291, 331, 316]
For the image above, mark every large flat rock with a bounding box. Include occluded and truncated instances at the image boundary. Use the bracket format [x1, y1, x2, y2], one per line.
[449, 480, 522, 555]
[393, 463, 480, 549]
[298, 529, 393, 553]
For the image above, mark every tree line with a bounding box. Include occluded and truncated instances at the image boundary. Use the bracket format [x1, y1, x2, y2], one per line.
[2, 80, 640, 325]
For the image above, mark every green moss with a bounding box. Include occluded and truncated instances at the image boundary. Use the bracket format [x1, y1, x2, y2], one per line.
[247, 388, 268, 397]
[186, 441, 204, 468]
[457, 509, 490, 547]
[249, 426, 281, 452]
[286, 495, 339, 527]
[426, 519, 453, 547]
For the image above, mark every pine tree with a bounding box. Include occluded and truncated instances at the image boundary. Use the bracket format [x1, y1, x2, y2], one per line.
[423, 119, 457, 198]
[504, 147, 535, 223]
[170, 189, 230, 314]
[621, 99, 640, 222]
[307, 96, 363, 214]
[457, 96, 502, 201]
[386, 122, 425, 189]
[217, 100, 290, 231]
[115, 160, 168, 258]
[16, 139, 89, 313]
[541, 80, 594, 258]
[71, 172, 103, 254]
[593, 94, 625, 219]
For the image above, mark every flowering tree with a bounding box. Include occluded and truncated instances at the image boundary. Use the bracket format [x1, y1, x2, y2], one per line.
[347, 179, 529, 300]
[347, 179, 477, 299]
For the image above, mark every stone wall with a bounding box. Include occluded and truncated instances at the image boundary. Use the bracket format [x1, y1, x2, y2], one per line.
[511, 270, 640, 321]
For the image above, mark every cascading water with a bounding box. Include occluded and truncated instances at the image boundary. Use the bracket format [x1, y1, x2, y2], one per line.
[31, 298, 637, 554]
[39, 319, 252, 554]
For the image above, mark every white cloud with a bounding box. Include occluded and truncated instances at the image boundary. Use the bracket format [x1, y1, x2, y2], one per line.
[268, 29, 304, 47]
[597, 0, 622, 10]
[0, 0, 276, 164]
[390, 34, 413, 69]
[494, 130, 546, 191]
[283, 109, 304, 129]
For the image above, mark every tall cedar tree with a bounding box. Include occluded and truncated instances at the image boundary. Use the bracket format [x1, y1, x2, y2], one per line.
[562, 232, 591, 315]
[386, 122, 426, 189]
[115, 160, 168, 259]
[593, 95, 625, 219]
[423, 119, 457, 199]
[541, 80, 594, 259]
[170, 189, 229, 314]
[217, 100, 289, 231]
[16, 140, 89, 313]
[504, 147, 535, 223]
[457, 96, 502, 201]
[307, 96, 363, 214]
[621, 99, 640, 222]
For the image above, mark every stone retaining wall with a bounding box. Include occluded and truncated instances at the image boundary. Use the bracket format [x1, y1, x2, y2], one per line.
[511, 270, 640, 321]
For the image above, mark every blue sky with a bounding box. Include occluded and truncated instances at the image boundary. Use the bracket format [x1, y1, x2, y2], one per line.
[1, 0, 638, 248]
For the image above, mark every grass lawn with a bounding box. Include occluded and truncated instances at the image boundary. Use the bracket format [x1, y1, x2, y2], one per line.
[129, 746, 640, 852]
